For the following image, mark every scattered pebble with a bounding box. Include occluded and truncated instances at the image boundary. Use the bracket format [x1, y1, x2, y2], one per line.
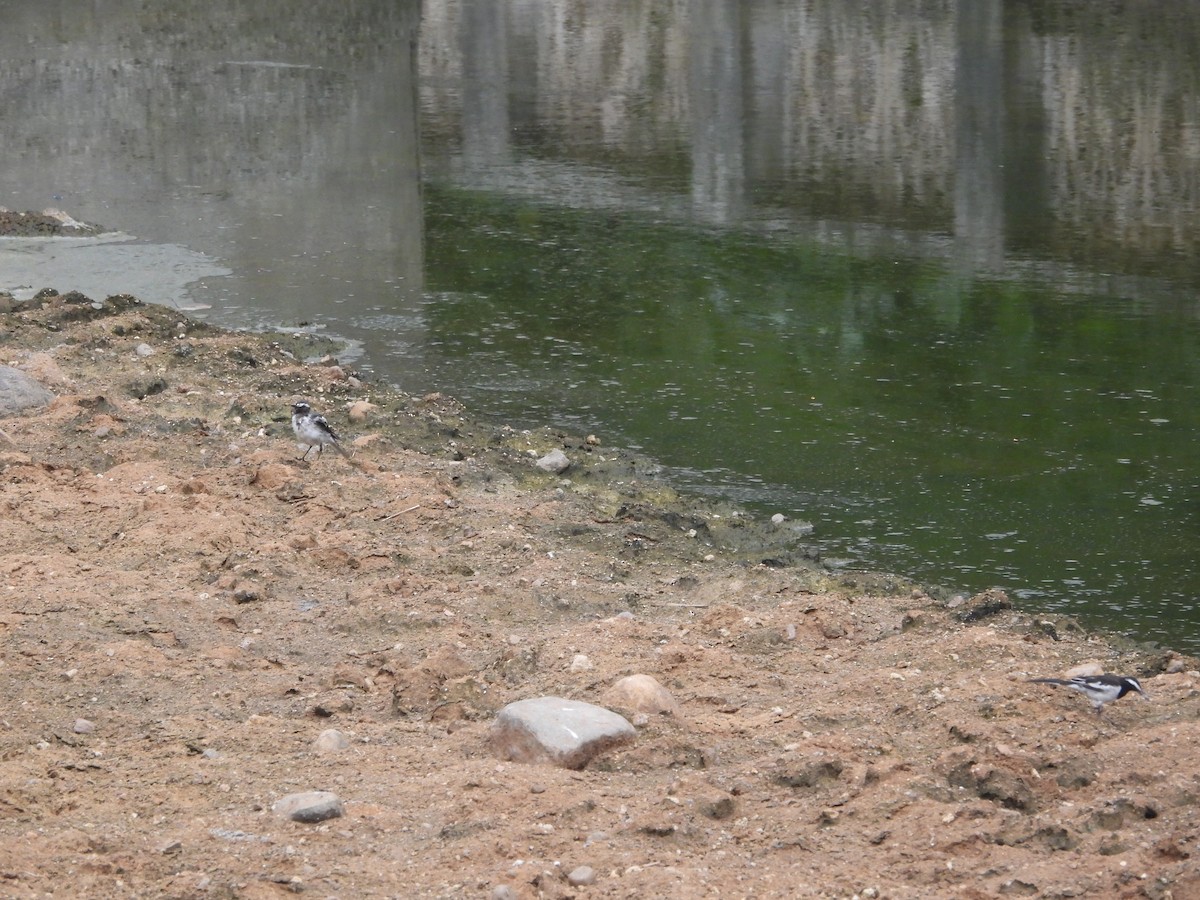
[210, 828, 268, 843]
[134, 343, 155, 358]
[535, 449, 571, 474]
[567, 866, 596, 887]
[272, 791, 345, 823]
[1064, 661, 1105, 679]
[73, 718, 95, 734]
[569, 653, 593, 672]
[347, 399, 376, 422]
[603, 674, 681, 717]
[314, 729, 350, 753]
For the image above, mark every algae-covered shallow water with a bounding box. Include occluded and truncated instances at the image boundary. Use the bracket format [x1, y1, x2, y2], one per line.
[405, 188, 1200, 652]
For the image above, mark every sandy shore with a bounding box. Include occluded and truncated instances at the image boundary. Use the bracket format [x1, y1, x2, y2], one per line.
[0, 290, 1197, 898]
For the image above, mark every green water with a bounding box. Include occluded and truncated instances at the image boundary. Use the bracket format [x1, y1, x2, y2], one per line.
[420, 187, 1200, 651]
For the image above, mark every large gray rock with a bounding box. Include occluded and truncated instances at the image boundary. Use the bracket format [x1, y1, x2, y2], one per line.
[0, 366, 54, 416]
[490, 697, 635, 770]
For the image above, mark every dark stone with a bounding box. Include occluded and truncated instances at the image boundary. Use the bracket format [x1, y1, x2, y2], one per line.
[127, 377, 168, 400]
[954, 588, 1013, 623]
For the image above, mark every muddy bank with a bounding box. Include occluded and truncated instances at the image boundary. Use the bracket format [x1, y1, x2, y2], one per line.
[0, 208, 106, 237]
[0, 290, 1197, 899]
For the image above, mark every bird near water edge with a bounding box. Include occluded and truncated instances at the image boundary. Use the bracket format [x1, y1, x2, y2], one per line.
[291, 401, 352, 461]
[1028, 674, 1148, 715]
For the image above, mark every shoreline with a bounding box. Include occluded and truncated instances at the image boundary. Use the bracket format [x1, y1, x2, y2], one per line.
[1, 289, 1198, 897]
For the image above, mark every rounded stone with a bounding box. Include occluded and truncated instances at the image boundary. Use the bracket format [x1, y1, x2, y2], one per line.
[567, 866, 596, 886]
[489, 697, 635, 770]
[535, 449, 570, 474]
[314, 729, 350, 753]
[602, 673, 681, 717]
[272, 790, 344, 823]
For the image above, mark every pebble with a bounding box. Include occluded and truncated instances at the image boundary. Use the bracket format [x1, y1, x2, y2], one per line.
[314, 729, 350, 753]
[491, 887, 518, 900]
[771, 513, 786, 525]
[535, 449, 571, 474]
[602, 674, 681, 717]
[489, 697, 635, 770]
[134, 343, 155, 358]
[569, 653, 593, 672]
[567, 866, 597, 887]
[347, 399, 376, 422]
[272, 791, 345, 823]
[73, 718, 96, 734]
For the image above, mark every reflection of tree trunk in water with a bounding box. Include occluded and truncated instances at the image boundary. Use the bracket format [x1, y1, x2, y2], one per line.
[690, 0, 746, 225]
[1001, 3, 1051, 256]
[954, 0, 1005, 270]
[461, 0, 511, 171]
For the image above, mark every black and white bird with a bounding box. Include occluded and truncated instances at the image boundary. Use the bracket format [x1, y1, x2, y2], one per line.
[291, 401, 351, 461]
[1028, 674, 1148, 715]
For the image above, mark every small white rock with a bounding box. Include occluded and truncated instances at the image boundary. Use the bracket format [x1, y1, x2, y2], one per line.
[569, 654, 593, 672]
[134, 343, 156, 358]
[73, 718, 96, 734]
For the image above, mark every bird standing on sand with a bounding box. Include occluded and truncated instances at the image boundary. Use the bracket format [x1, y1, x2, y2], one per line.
[291, 401, 351, 461]
[1028, 674, 1147, 715]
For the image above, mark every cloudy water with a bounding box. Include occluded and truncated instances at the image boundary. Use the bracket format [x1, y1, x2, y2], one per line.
[2, 1, 1198, 651]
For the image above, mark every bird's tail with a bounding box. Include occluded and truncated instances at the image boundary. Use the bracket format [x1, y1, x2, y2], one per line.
[1028, 678, 1070, 686]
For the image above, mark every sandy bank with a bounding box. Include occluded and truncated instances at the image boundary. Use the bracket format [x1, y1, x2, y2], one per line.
[0, 290, 1197, 899]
